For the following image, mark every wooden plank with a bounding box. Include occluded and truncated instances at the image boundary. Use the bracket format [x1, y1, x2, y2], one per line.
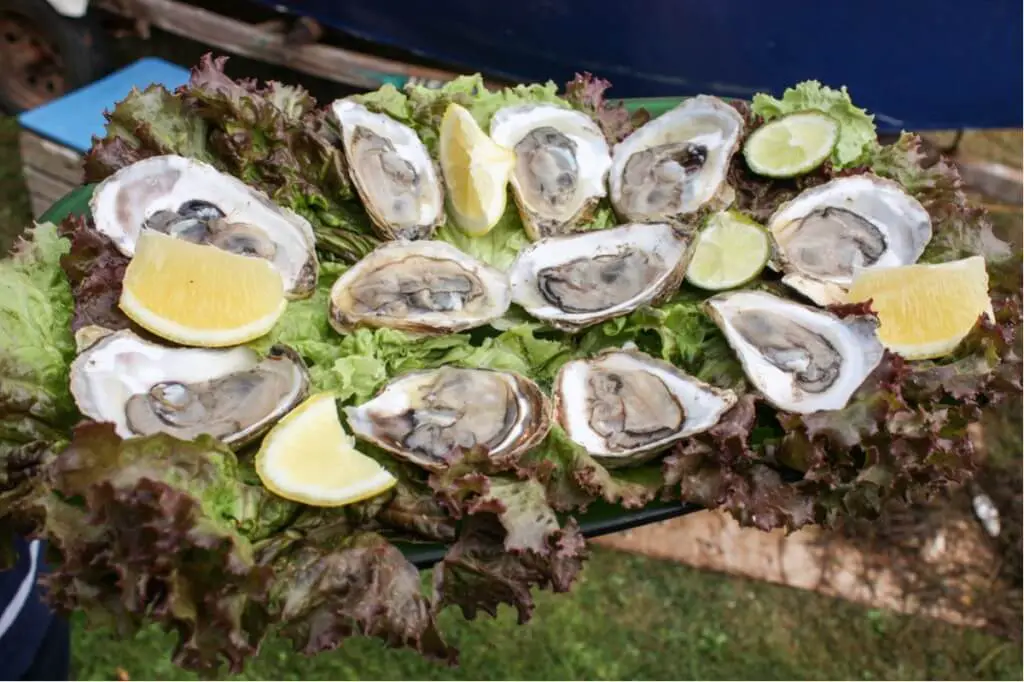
[29, 193, 57, 220]
[18, 131, 84, 186]
[97, 0, 505, 91]
[22, 167, 78, 217]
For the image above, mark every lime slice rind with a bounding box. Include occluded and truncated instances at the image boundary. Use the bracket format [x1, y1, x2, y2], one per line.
[743, 111, 839, 178]
[685, 211, 771, 291]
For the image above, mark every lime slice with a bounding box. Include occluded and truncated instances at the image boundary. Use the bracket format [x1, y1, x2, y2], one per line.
[743, 111, 839, 178]
[255, 392, 397, 507]
[685, 211, 771, 291]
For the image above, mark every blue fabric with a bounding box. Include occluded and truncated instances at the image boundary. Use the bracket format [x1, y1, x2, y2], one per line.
[0, 534, 53, 681]
[17, 57, 190, 153]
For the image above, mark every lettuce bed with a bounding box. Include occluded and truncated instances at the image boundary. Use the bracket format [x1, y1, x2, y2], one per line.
[0, 55, 1019, 674]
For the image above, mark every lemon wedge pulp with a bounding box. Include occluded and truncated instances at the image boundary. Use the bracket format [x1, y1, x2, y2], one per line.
[439, 102, 515, 235]
[119, 231, 286, 347]
[256, 393, 397, 507]
[846, 256, 993, 360]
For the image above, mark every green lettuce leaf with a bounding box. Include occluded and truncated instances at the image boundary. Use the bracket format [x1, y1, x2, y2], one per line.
[0, 224, 77, 562]
[42, 424, 299, 673]
[58, 215, 132, 332]
[312, 323, 573, 405]
[430, 471, 587, 624]
[578, 292, 747, 390]
[356, 74, 566, 155]
[563, 72, 651, 143]
[82, 84, 213, 180]
[751, 80, 876, 168]
[254, 517, 456, 664]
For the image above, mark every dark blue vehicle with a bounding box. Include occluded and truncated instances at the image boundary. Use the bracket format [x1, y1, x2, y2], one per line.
[248, 0, 1023, 132]
[7, 0, 1023, 132]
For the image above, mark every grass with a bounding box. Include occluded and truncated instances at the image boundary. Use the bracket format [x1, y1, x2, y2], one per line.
[70, 547, 1021, 681]
[1, 114, 1020, 680]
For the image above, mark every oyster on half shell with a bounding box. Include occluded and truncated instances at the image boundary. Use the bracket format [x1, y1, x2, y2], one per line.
[328, 240, 511, 335]
[767, 175, 933, 306]
[344, 367, 551, 470]
[90, 154, 318, 298]
[554, 348, 737, 467]
[705, 291, 884, 414]
[508, 222, 694, 332]
[609, 96, 745, 226]
[69, 328, 310, 446]
[333, 99, 445, 241]
[489, 104, 612, 240]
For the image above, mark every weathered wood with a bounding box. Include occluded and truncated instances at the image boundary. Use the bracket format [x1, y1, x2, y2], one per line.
[97, 0, 503, 91]
[18, 131, 84, 185]
[22, 167, 79, 219]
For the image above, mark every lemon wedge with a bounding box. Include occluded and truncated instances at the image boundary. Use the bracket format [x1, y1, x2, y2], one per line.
[439, 102, 515, 235]
[845, 256, 993, 360]
[120, 231, 286, 347]
[255, 392, 397, 507]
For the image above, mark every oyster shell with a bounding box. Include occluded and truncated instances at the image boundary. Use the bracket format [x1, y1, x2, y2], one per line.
[69, 328, 310, 446]
[90, 154, 318, 298]
[332, 99, 444, 240]
[767, 175, 933, 306]
[609, 96, 744, 225]
[489, 104, 612, 240]
[554, 348, 737, 466]
[705, 291, 884, 414]
[508, 222, 693, 332]
[329, 240, 512, 335]
[344, 367, 551, 470]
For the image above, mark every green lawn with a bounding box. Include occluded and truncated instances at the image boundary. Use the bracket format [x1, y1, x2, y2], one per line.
[1, 116, 1020, 680]
[71, 547, 1020, 681]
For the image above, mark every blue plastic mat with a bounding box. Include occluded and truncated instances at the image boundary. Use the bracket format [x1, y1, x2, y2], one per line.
[17, 57, 190, 154]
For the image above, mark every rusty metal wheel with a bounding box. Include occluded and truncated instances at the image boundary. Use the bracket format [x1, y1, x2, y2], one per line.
[0, 0, 108, 113]
[0, 12, 67, 110]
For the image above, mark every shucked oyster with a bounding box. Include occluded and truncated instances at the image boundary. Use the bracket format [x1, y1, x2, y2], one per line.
[489, 104, 612, 240]
[344, 367, 551, 470]
[508, 222, 693, 332]
[554, 349, 737, 466]
[609, 96, 744, 225]
[90, 155, 318, 298]
[69, 328, 310, 446]
[705, 291, 884, 414]
[329, 240, 511, 335]
[768, 175, 933, 305]
[332, 99, 445, 241]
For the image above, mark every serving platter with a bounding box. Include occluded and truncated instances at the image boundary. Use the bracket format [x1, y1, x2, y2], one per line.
[35, 93, 701, 568]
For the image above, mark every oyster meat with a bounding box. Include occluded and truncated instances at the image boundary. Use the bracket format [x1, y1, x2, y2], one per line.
[508, 222, 693, 332]
[554, 349, 737, 466]
[768, 175, 933, 306]
[332, 99, 445, 241]
[344, 367, 551, 470]
[90, 154, 318, 298]
[705, 291, 884, 413]
[329, 240, 511, 335]
[609, 96, 744, 225]
[69, 328, 310, 446]
[489, 104, 612, 240]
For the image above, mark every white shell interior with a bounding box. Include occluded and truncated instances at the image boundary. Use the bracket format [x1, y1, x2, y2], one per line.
[556, 351, 737, 457]
[69, 330, 305, 439]
[332, 99, 444, 229]
[490, 104, 611, 219]
[330, 240, 512, 330]
[609, 95, 744, 218]
[508, 222, 691, 327]
[706, 291, 884, 414]
[768, 175, 933, 290]
[344, 368, 534, 457]
[89, 154, 316, 294]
